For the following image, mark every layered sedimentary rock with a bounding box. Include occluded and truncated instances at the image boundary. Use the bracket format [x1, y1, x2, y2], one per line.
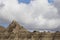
[0, 20, 60, 40]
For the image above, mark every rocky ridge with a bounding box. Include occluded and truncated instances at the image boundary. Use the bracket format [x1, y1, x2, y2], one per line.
[0, 20, 60, 40]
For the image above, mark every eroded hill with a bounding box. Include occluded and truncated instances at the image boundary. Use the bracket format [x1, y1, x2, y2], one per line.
[0, 20, 60, 40]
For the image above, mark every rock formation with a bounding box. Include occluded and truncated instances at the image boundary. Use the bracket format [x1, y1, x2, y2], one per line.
[0, 20, 60, 40]
[0, 26, 6, 32]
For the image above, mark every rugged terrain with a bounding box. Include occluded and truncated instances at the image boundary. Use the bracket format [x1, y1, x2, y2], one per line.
[0, 20, 60, 40]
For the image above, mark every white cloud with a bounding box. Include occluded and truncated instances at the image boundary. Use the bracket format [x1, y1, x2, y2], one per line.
[0, 0, 60, 30]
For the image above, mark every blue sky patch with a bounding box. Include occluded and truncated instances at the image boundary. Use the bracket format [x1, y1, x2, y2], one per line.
[18, 0, 31, 4]
[18, 0, 54, 4]
[48, 0, 54, 3]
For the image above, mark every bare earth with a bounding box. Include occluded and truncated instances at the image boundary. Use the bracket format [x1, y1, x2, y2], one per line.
[0, 20, 60, 40]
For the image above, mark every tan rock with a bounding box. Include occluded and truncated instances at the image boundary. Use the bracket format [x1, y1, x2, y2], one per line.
[0, 20, 60, 40]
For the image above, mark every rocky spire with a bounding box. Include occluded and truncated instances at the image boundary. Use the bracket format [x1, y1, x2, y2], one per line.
[7, 20, 27, 33]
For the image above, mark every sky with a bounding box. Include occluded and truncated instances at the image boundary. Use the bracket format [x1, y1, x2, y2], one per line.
[18, 0, 31, 4]
[18, 0, 53, 4]
[0, 0, 60, 31]
[18, 0, 53, 3]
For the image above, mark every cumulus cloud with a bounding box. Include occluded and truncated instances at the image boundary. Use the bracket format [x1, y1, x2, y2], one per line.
[54, 0, 60, 15]
[0, 0, 60, 30]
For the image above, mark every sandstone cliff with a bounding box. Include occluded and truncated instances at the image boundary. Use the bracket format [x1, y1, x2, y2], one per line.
[0, 20, 60, 40]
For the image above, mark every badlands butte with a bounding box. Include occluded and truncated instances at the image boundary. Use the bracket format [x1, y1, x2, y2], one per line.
[0, 20, 60, 40]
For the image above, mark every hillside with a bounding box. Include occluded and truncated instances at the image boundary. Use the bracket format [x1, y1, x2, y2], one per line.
[0, 20, 60, 40]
